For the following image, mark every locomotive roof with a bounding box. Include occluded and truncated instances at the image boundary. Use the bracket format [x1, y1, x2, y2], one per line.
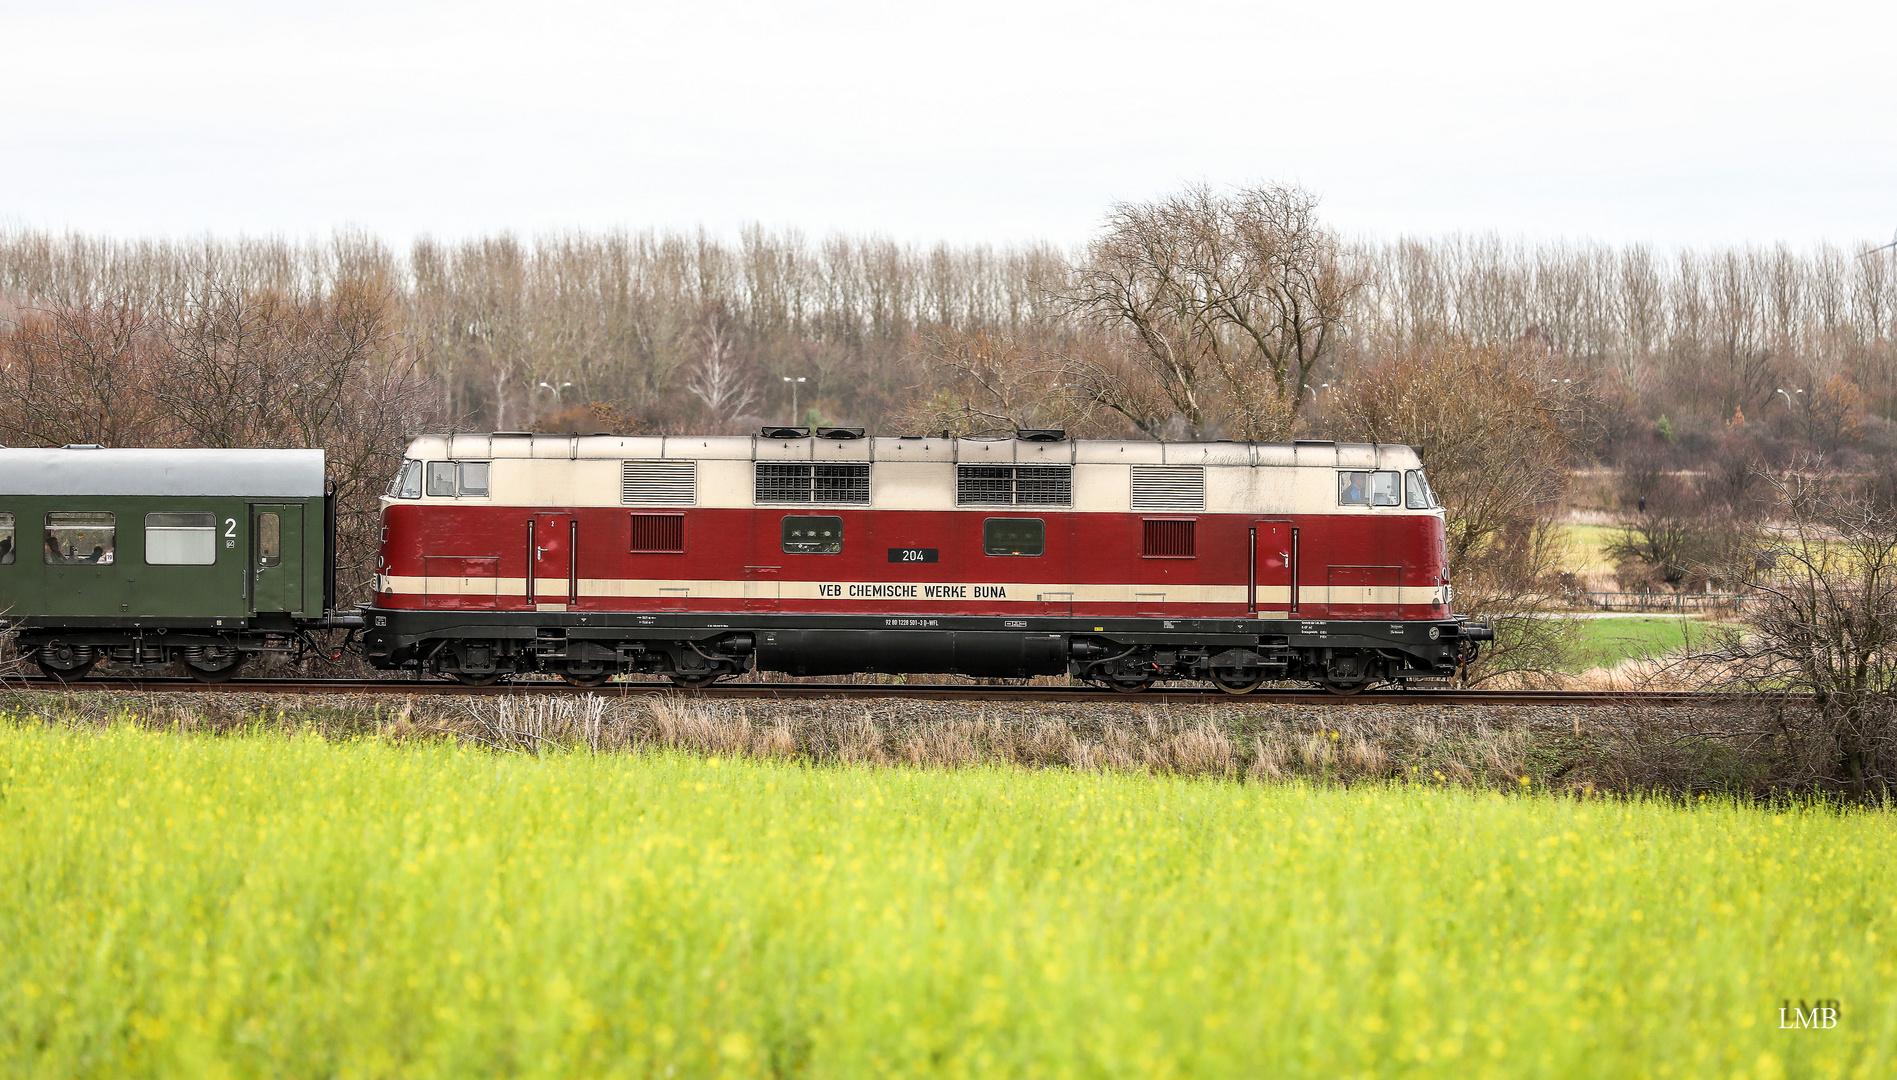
[0, 447, 326, 497]
[404, 434, 1424, 469]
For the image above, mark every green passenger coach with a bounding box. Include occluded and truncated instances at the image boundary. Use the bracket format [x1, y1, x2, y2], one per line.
[0, 446, 345, 681]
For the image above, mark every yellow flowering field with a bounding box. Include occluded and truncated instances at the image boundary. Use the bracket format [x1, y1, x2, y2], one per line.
[1, 719, 1891, 1079]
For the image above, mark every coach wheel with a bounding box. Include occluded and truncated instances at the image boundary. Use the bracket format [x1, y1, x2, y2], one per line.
[34, 657, 97, 682]
[563, 670, 611, 688]
[184, 657, 245, 684]
[668, 671, 722, 689]
[451, 670, 503, 687]
[1211, 669, 1265, 695]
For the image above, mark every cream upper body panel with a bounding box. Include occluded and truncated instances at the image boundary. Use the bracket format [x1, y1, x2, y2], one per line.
[387, 434, 1437, 516]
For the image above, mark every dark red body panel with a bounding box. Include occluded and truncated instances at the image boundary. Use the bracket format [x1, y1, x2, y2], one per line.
[377, 505, 1450, 621]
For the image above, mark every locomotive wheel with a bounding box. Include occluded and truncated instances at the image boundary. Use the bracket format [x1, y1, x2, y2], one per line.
[1317, 677, 1369, 697]
[34, 658, 96, 682]
[1211, 669, 1264, 695]
[184, 658, 245, 684]
[668, 671, 722, 689]
[1107, 677, 1155, 695]
[450, 670, 503, 687]
[562, 670, 611, 688]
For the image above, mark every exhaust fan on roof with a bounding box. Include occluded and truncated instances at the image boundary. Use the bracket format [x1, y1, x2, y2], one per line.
[760, 426, 810, 439]
[1015, 429, 1067, 442]
[816, 427, 865, 440]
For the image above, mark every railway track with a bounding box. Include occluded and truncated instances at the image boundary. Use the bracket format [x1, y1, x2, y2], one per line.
[0, 676, 1780, 707]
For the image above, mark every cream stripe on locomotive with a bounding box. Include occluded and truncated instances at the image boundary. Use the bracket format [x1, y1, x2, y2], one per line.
[382, 575, 1448, 607]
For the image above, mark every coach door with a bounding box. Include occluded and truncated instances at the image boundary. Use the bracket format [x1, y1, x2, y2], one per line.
[250, 504, 305, 615]
[530, 513, 574, 611]
[1250, 520, 1295, 616]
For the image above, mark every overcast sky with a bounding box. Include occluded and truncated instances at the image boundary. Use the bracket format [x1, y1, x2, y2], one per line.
[1, 0, 1891, 249]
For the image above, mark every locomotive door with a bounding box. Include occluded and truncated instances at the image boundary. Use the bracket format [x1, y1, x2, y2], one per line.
[1250, 520, 1294, 615]
[250, 504, 305, 614]
[531, 513, 573, 610]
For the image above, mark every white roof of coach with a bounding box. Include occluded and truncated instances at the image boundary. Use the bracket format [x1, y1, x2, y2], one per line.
[405, 434, 1423, 470]
[0, 447, 325, 497]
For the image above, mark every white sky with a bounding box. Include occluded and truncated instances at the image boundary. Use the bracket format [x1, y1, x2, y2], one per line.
[1, 0, 1892, 249]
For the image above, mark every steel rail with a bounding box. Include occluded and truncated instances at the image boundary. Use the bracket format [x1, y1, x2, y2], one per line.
[0, 677, 1793, 707]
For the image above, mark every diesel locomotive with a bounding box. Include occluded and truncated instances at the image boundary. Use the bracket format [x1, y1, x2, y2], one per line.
[361, 429, 1491, 693]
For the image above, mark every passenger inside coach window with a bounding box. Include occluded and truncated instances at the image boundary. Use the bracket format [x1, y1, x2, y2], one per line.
[1339, 472, 1369, 505]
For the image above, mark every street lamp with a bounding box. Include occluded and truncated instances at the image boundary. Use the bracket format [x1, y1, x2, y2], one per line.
[538, 380, 572, 404]
[782, 376, 806, 424]
[1775, 388, 1804, 407]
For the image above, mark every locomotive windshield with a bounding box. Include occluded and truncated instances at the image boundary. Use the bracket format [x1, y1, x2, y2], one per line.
[1405, 470, 1437, 509]
[388, 460, 423, 499]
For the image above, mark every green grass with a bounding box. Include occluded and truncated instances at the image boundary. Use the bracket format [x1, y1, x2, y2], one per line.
[1565, 615, 1734, 671]
[1559, 522, 1621, 575]
[4, 721, 1894, 1078]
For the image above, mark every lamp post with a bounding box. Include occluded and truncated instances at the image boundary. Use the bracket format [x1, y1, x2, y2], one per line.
[1775, 387, 1803, 408]
[782, 376, 806, 425]
[538, 380, 572, 405]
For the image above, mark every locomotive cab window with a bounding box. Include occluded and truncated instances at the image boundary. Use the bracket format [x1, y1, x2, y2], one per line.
[1406, 470, 1436, 509]
[782, 515, 843, 554]
[390, 460, 423, 499]
[0, 512, 12, 564]
[145, 512, 216, 565]
[45, 512, 115, 565]
[983, 518, 1044, 556]
[1339, 470, 1402, 507]
[423, 460, 490, 498]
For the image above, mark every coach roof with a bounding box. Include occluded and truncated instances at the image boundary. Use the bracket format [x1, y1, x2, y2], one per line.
[406, 434, 1423, 469]
[0, 448, 326, 497]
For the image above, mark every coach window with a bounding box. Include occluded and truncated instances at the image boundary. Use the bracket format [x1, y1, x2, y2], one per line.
[145, 512, 216, 565]
[782, 515, 843, 554]
[983, 518, 1044, 556]
[258, 513, 281, 567]
[0, 513, 12, 564]
[1406, 470, 1436, 509]
[45, 512, 115, 565]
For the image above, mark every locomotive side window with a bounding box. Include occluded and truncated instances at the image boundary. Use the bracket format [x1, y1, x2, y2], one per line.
[44, 512, 115, 565]
[145, 512, 216, 565]
[0, 512, 12, 564]
[425, 461, 457, 497]
[1338, 471, 1402, 507]
[1406, 470, 1436, 509]
[983, 518, 1044, 556]
[390, 461, 423, 499]
[782, 515, 844, 554]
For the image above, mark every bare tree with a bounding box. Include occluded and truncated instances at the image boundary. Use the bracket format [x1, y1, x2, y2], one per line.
[1056, 183, 1358, 440]
[682, 319, 759, 432]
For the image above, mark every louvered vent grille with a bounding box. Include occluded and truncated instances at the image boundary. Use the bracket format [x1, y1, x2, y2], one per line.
[621, 461, 697, 506]
[956, 465, 1072, 506]
[1143, 519, 1197, 558]
[629, 513, 684, 553]
[1130, 466, 1206, 511]
[755, 463, 870, 504]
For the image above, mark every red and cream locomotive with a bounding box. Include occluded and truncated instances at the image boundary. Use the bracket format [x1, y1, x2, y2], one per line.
[363, 428, 1489, 693]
